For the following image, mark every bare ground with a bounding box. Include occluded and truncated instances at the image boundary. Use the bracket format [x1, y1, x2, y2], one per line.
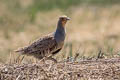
[0, 58, 120, 80]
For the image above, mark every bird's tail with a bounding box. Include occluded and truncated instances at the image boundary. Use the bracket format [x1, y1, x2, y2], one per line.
[14, 48, 25, 54]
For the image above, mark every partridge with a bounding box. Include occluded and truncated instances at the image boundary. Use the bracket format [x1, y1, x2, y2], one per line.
[15, 15, 70, 61]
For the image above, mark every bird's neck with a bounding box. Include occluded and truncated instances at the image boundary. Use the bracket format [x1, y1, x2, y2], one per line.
[54, 20, 66, 43]
[56, 20, 65, 32]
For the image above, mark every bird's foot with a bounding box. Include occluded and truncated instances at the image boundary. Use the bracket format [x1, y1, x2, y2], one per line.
[47, 57, 57, 63]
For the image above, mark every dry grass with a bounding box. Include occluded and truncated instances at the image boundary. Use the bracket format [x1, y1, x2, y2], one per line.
[0, 5, 120, 62]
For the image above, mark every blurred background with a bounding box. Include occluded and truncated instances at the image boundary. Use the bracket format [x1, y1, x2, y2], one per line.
[0, 0, 120, 63]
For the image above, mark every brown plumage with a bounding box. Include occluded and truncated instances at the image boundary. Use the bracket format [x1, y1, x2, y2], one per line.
[15, 15, 70, 60]
[16, 34, 58, 59]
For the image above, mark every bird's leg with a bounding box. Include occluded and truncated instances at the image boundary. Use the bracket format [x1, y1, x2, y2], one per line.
[40, 56, 47, 63]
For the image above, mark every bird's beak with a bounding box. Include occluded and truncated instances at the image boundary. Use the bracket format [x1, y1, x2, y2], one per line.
[67, 17, 70, 20]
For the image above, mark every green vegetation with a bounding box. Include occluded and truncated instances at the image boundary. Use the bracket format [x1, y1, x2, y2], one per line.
[28, 0, 120, 21]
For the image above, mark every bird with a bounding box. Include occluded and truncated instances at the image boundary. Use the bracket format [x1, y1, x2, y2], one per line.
[15, 15, 70, 62]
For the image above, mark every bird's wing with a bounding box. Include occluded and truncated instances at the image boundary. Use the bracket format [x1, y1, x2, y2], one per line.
[16, 34, 58, 58]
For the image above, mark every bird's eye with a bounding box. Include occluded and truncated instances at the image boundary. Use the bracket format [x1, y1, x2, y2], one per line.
[61, 18, 65, 21]
[61, 18, 64, 20]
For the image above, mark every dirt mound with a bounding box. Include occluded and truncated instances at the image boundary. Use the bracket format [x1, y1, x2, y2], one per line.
[0, 58, 120, 80]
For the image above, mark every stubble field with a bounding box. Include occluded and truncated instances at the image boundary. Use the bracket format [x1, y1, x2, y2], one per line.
[0, 0, 120, 80]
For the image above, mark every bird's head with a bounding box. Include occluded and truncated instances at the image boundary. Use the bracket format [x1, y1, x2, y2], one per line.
[59, 15, 70, 27]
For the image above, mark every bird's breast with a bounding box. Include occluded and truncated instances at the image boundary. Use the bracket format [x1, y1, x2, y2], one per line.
[54, 31, 66, 43]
